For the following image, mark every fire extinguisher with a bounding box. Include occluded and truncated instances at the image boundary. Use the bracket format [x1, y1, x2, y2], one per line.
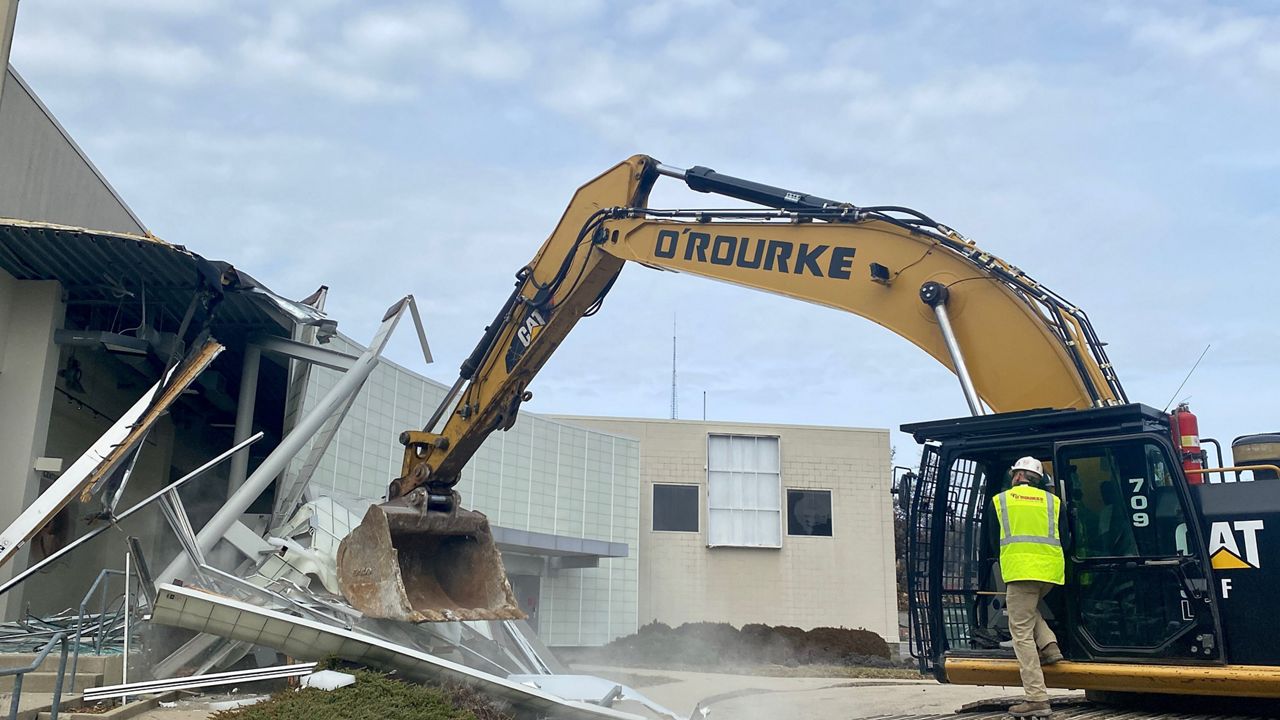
[1170, 402, 1205, 483]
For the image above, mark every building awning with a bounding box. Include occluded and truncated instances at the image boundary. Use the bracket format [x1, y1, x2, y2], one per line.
[492, 526, 627, 559]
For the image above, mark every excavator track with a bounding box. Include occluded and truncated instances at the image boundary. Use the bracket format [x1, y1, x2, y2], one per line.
[867, 695, 1280, 720]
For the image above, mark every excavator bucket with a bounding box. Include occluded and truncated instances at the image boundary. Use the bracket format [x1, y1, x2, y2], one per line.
[336, 499, 523, 622]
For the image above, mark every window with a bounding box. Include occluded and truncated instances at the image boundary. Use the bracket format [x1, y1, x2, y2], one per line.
[707, 434, 781, 547]
[1058, 440, 1190, 559]
[652, 484, 699, 532]
[786, 489, 832, 536]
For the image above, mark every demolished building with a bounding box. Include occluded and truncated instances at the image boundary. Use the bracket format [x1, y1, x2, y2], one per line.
[0, 54, 896, 718]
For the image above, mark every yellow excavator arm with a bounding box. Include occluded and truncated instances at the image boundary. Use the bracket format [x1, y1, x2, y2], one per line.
[336, 154, 1127, 622]
[400, 154, 1123, 502]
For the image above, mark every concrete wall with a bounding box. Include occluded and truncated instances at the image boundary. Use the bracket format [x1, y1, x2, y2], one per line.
[0, 269, 63, 618]
[554, 416, 899, 642]
[289, 335, 640, 646]
[0, 67, 145, 234]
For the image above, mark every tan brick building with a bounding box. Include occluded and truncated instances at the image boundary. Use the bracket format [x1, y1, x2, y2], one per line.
[553, 416, 898, 642]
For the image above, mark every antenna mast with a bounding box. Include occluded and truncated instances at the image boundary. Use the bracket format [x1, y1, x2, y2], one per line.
[670, 315, 678, 419]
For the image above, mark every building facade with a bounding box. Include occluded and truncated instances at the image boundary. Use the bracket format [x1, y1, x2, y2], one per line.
[553, 416, 899, 641]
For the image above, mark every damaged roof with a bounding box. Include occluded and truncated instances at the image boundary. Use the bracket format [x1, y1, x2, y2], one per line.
[0, 217, 326, 333]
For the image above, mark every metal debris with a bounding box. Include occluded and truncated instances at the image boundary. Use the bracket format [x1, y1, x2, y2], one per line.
[83, 662, 317, 702]
[299, 670, 356, 691]
[150, 583, 653, 720]
[156, 297, 412, 588]
[0, 432, 264, 597]
[0, 340, 223, 568]
[507, 675, 684, 720]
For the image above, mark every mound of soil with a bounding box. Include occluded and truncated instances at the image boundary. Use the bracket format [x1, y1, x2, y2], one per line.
[594, 621, 891, 668]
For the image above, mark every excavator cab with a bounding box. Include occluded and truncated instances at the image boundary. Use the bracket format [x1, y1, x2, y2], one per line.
[906, 404, 1244, 691]
[899, 404, 1276, 696]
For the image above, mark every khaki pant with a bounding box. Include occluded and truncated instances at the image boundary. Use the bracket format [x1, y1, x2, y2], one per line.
[1005, 580, 1058, 702]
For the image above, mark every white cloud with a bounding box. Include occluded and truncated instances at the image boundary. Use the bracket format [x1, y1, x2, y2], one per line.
[500, 0, 605, 25]
[12, 25, 216, 86]
[627, 3, 676, 35]
[1127, 12, 1265, 60]
[9, 0, 1280, 452]
[340, 4, 531, 83]
[23, 0, 219, 18]
[345, 5, 472, 58]
[1105, 4, 1280, 88]
[1261, 42, 1280, 73]
[229, 7, 420, 103]
[448, 39, 531, 81]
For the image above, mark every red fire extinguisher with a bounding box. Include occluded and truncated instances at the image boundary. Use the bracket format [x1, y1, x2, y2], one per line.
[1170, 402, 1204, 483]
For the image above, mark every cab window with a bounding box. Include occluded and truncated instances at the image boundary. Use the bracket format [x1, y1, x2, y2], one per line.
[1058, 440, 1189, 559]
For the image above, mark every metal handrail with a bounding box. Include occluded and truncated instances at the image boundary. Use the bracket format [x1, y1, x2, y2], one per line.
[69, 569, 124, 692]
[93, 597, 127, 657]
[0, 631, 68, 720]
[1186, 464, 1280, 482]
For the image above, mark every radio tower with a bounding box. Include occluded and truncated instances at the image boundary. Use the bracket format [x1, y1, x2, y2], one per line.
[670, 315, 678, 420]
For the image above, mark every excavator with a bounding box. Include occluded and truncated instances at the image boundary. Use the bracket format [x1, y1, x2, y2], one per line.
[334, 155, 1280, 708]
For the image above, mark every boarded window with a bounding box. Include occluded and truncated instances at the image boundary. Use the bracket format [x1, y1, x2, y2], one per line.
[707, 434, 782, 547]
[653, 484, 699, 532]
[787, 489, 833, 536]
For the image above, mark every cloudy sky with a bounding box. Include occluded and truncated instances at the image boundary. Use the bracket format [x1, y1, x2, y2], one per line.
[10, 0, 1280, 462]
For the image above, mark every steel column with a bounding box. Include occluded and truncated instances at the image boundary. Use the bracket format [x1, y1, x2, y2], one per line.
[157, 298, 411, 586]
[228, 345, 260, 493]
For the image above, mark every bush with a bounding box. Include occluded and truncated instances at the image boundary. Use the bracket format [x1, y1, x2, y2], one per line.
[210, 670, 511, 720]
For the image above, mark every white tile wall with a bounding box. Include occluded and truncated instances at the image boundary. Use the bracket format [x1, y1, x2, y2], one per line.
[286, 335, 640, 646]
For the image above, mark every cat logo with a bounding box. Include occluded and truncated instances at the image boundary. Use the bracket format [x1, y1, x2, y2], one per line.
[504, 307, 549, 372]
[516, 308, 547, 348]
[1208, 520, 1265, 570]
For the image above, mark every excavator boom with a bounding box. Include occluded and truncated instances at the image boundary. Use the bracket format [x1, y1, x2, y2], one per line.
[336, 154, 1125, 622]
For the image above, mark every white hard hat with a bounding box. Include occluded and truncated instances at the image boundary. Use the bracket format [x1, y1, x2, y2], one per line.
[1012, 456, 1043, 478]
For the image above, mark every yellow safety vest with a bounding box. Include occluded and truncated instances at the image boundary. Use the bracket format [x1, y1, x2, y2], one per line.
[993, 485, 1065, 585]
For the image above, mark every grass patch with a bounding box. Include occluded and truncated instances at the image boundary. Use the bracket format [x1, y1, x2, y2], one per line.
[210, 670, 512, 720]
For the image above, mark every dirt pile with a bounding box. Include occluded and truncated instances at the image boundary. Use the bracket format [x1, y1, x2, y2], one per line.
[597, 621, 892, 668]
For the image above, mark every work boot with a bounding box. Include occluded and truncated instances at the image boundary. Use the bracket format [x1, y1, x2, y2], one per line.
[1039, 642, 1064, 665]
[1008, 700, 1052, 717]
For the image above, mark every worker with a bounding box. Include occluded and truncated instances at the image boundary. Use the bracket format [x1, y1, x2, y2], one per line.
[993, 456, 1065, 718]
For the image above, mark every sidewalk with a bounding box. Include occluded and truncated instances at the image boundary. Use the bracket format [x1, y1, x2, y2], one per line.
[116, 665, 1050, 720]
[578, 664, 1040, 719]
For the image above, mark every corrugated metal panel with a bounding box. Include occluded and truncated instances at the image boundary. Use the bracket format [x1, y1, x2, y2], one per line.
[0, 218, 299, 330]
[0, 67, 147, 234]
